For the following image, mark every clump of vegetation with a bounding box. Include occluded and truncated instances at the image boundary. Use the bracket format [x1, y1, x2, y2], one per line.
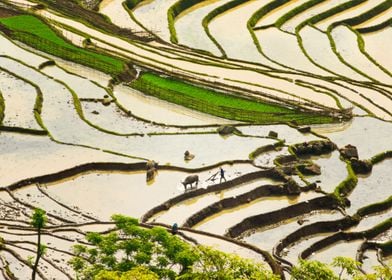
[31, 208, 47, 280]
[0, 15, 125, 75]
[131, 73, 337, 125]
[69, 214, 277, 280]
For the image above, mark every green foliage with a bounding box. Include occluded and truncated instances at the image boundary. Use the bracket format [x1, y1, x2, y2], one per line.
[331, 256, 361, 279]
[356, 196, 392, 217]
[131, 73, 336, 125]
[333, 161, 358, 199]
[70, 214, 275, 280]
[31, 208, 47, 229]
[178, 246, 279, 280]
[0, 15, 125, 75]
[31, 208, 47, 280]
[291, 259, 338, 280]
[70, 214, 198, 280]
[95, 267, 159, 280]
[167, 0, 204, 43]
[370, 150, 392, 165]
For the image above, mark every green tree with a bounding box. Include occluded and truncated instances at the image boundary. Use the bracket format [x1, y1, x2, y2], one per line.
[69, 215, 276, 280]
[331, 256, 361, 279]
[31, 208, 47, 280]
[177, 246, 279, 280]
[70, 215, 198, 279]
[291, 259, 338, 280]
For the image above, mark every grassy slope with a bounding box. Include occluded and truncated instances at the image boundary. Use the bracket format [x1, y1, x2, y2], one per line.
[0, 15, 125, 75]
[132, 73, 336, 124]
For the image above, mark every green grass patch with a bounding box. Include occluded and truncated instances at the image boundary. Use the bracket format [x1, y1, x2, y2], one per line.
[131, 73, 337, 125]
[370, 150, 392, 164]
[333, 161, 358, 199]
[357, 196, 392, 217]
[0, 15, 125, 75]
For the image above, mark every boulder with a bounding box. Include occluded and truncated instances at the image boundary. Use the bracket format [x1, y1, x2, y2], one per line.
[283, 179, 301, 195]
[339, 144, 359, 160]
[298, 126, 311, 133]
[184, 150, 195, 161]
[292, 140, 337, 156]
[102, 95, 112, 106]
[268, 130, 278, 138]
[217, 125, 241, 136]
[298, 163, 321, 175]
[351, 158, 372, 174]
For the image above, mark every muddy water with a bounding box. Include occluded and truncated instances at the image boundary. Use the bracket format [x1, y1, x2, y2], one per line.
[254, 0, 302, 28]
[45, 170, 196, 220]
[99, 0, 146, 33]
[37, 10, 341, 109]
[299, 26, 368, 81]
[331, 26, 392, 84]
[13, 185, 91, 223]
[81, 101, 218, 134]
[175, 0, 231, 56]
[280, 0, 347, 33]
[0, 251, 32, 280]
[283, 232, 331, 263]
[255, 27, 329, 76]
[45, 164, 261, 220]
[2, 56, 273, 166]
[132, 0, 178, 41]
[182, 230, 268, 265]
[253, 147, 289, 168]
[310, 240, 363, 265]
[0, 71, 41, 130]
[54, 25, 85, 48]
[113, 84, 234, 126]
[195, 192, 320, 235]
[208, 0, 283, 68]
[312, 117, 392, 159]
[346, 159, 391, 215]
[17, 40, 112, 87]
[243, 211, 343, 252]
[0, 132, 136, 187]
[154, 178, 276, 225]
[362, 28, 392, 73]
[354, 209, 392, 232]
[361, 249, 381, 274]
[0, 34, 46, 67]
[316, 0, 386, 31]
[41, 65, 108, 99]
[306, 152, 347, 193]
[336, 81, 392, 120]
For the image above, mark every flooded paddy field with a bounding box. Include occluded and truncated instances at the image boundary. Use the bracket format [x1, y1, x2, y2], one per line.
[1, 0, 391, 278]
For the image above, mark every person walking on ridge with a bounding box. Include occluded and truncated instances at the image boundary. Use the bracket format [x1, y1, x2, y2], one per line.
[220, 167, 226, 183]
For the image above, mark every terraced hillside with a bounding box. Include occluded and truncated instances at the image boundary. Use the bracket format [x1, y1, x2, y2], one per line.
[0, 0, 391, 279]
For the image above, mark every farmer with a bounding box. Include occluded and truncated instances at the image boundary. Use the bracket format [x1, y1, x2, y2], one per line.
[171, 223, 178, 235]
[220, 167, 226, 183]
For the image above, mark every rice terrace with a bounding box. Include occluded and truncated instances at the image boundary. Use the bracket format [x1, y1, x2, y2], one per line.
[0, 0, 391, 279]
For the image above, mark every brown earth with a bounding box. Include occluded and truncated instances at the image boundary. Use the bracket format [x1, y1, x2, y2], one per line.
[0, 7, 20, 18]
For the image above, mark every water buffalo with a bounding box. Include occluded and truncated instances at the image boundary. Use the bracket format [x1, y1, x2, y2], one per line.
[182, 175, 199, 189]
